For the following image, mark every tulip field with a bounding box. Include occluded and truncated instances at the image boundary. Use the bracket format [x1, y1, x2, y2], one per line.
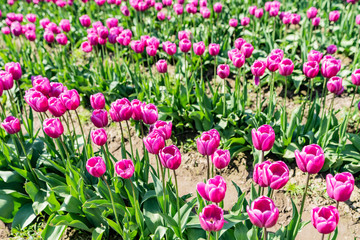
[1, 0, 360, 239]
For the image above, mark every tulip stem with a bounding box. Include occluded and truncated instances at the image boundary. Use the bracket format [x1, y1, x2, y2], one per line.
[101, 145, 113, 178]
[268, 72, 275, 122]
[322, 94, 335, 148]
[223, 78, 226, 116]
[157, 155, 167, 214]
[118, 122, 126, 159]
[14, 133, 37, 183]
[294, 173, 310, 237]
[75, 109, 88, 159]
[207, 231, 211, 240]
[207, 155, 210, 180]
[215, 231, 219, 240]
[336, 201, 339, 210]
[58, 136, 69, 161]
[125, 120, 134, 160]
[321, 234, 325, 240]
[67, 112, 81, 157]
[263, 228, 267, 240]
[62, 115, 78, 156]
[184, 53, 189, 104]
[173, 170, 183, 239]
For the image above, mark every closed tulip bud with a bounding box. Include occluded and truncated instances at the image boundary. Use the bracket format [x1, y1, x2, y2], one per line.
[251, 60, 266, 86]
[143, 130, 165, 154]
[265, 1, 271, 11]
[327, 76, 344, 95]
[217, 64, 230, 79]
[197, 132, 219, 156]
[326, 172, 354, 202]
[351, 69, 360, 86]
[159, 145, 181, 170]
[121, 5, 130, 16]
[234, 38, 246, 50]
[321, 59, 341, 78]
[43, 118, 64, 138]
[279, 58, 294, 76]
[264, 161, 289, 189]
[179, 39, 192, 53]
[266, 54, 282, 72]
[252, 124, 275, 152]
[60, 89, 80, 110]
[1, 27, 10, 35]
[199, 204, 225, 232]
[49, 82, 67, 98]
[91, 128, 107, 146]
[142, 103, 158, 124]
[44, 30, 55, 43]
[307, 50, 323, 63]
[269, 7, 279, 17]
[329, 11, 340, 22]
[232, 53, 245, 68]
[10, 22, 22, 37]
[295, 144, 324, 174]
[241, 17, 250, 26]
[270, 48, 284, 59]
[2, 116, 21, 134]
[156, 59, 167, 73]
[248, 5, 257, 15]
[131, 99, 143, 121]
[86, 157, 106, 178]
[201, 7, 210, 18]
[157, 12, 165, 21]
[311, 206, 339, 234]
[26, 13, 37, 23]
[290, 14, 301, 24]
[59, 19, 71, 32]
[213, 2, 222, 13]
[229, 18, 238, 27]
[106, 18, 118, 29]
[150, 120, 172, 140]
[48, 97, 67, 117]
[247, 196, 279, 228]
[24, 90, 49, 112]
[241, 43, 254, 58]
[5, 62, 22, 81]
[303, 61, 319, 78]
[312, 17, 321, 26]
[255, 8, 264, 18]
[32, 75, 51, 95]
[193, 41, 205, 56]
[211, 149, 230, 169]
[25, 31, 36, 41]
[79, 15, 91, 27]
[91, 109, 108, 128]
[7, 13, 16, 22]
[0, 71, 13, 90]
[90, 93, 105, 109]
[87, 33, 99, 46]
[307, 7, 318, 19]
[356, 15, 360, 25]
[130, 40, 144, 53]
[326, 44, 337, 54]
[197, 175, 226, 203]
[253, 161, 271, 187]
[208, 43, 220, 56]
[115, 159, 135, 179]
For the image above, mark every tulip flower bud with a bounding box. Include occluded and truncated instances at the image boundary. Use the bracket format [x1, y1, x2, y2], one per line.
[326, 172, 354, 202]
[49, 82, 67, 98]
[228, 48, 240, 61]
[326, 44, 337, 54]
[303, 61, 319, 79]
[295, 144, 324, 174]
[193, 41, 206, 56]
[121, 5, 130, 16]
[109, 98, 132, 122]
[87, 33, 99, 46]
[130, 40, 145, 53]
[91, 128, 108, 146]
[91, 109, 108, 128]
[43, 118, 64, 138]
[307, 50, 323, 63]
[241, 17, 250, 26]
[199, 204, 225, 232]
[327, 76, 344, 95]
[97, 26, 109, 39]
[251, 60, 266, 86]
[279, 58, 294, 76]
[255, 8, 264, 18]
[197, 175, 226, 203]
[196, 132, 219, 156]
[229, 18, 238, 27]
[241, 43, 254, 58]
[59, 19, 71, 32]
[26, 13, 37, 23]
[25, 31, 36, 41]
[115, 159, 135, 179]
[248, 6, 257, 15]
[263, 161, 289, 189]
[201, 7, 210, 18]
[44, 30, 55, 43]
[146, 45, 157, 56]
[142, 103, 158, 125]
[86, 157, 106, 178]
[311, 206, 339, 234]
[143, 130, 165, 154]
[247, 196, 279, 228]
[156, 59, 167, 73]
[131, 99, 143, 121]
[265, 1, 271, 11]
[213, 2, 222, 13]
[48, 97, 67, 117]
[321, 59, 341, 78]
[24, 90, 49, 112]
[253, 160, 271, 187]
[32, 75, 51, 95]
[290, 14, 301, 24]
[251, 124, 275, 152]
[90, 93, 105, 110]
[106, 18, 118, 29]
[232, 53, 245, 68]
[234, 38, 246, 50]
[1, 27, 10, 35]
[0, 70, 13, 91]
[217, 64, 230, 79]
[159, 145, 181, 170]
[211, 149, 230, 169]
[150, 120, 172, 140]
[5, 62, 22, 81]
[351, 69, 360, 86]
[60, 89, 80, 110]
[312, 17, 320, 26]
[179, 39, 192, 53]
[356, 15, 360, 25]
[10, 22, 22, 37]
[79, 15, 91, 28]
[266, 54, 282, 72]
[269, 7, 279, 17]
[307, 7, 318, 19]
[155, 2, 163, 10]
[2, 116, 21, 134]
[208, 43, 220, 56]
[329, 11, 340, 22]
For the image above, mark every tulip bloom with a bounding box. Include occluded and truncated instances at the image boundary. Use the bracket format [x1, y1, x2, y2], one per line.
[307, 7, 318, 19]
[199, 204, 225, 232]
[327, 76, 344, 95]
[321, 59, 341, 79]
[32, 75, 51, 95]
[351, 69, 360, 86]
[43, 118, 64, 138]
[263, 161, 289, 189]
[60, 89, 80, 110]
[307, 50, 323, 63]
[241, 43, 254, 58]
[312, 17, 320, 26]
[211, 149, 230, 169]
[179, 39, 192, 53]
[109, 98, 133, 122]
[91, 128, 108, 146]
[142, 103, 158, 125]
[326, 45, 337, 54]
[48, 97, 67, 117]
[158, 145, 181, 170]
[234, 38, 246, 50]
[232, 53, 245, 68]
[86, 157, 106, 178]
[143, 130, 165, 155]
[253, 161, 271, 187]
[0, 71, 14, 90]
[247, 196, 279, 228]
[311, 206, 339, 234]
[208, 43, 220, 56]
[24, 90, 49, 112]
[217, 64, 230, 79]
[197, 132, 219, 156]
[251, 60, 266, 85]
[295, 144, 324, 174]
[150, 120, 172, 140]
[115, 159, 135, 179]
[266, 54, 282, 72]
[91, 109, 108, 128]
[326, 172, 354, 202]
[197, 175, 226, 203]
[279, 58, 294, 76]
[251, 125, 275, 152]
[193, 41, 206, 56]
[5, 62, 22, 81]
[2, 116, 21, 134]
[213, 2, 222, 13]
[255, 8, 264, 18]
[90, 93, 105, 109]
[329, 11, 340, 22]
[229, 18, 238, 27]
[249, 6, 257, 15]
[303, 61, 319, 79]
[241, 17, 250, 26]
[131, 99, 143, 121]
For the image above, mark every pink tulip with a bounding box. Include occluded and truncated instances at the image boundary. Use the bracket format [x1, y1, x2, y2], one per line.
[247, 196, 279, 228]
[217, 64, 230, 79]
[86, 157, 106, 177]
[143, 130, 165, 154]
[351, 69, 360, 86]
[32, 75, 51, 95]
[279, 58, 294, 76]
[150, 120, 172, 140]
[229, 18, 238, 27]
[121, 5, 130, 16]
[266, 54, 282, 72]
[327, 76, 344, 95]
[329, 11, 340, 22]
[178, 30, 190, 40]
[131, 99, 143, 121]
[49, 82, 67, 98]
[60, 89, 80, 110]
[79, 15, 91, 27]
[312, 17, 321, 26]
[26, 13, 37, 23]
[59, 19, 71, 32]
[43, 118, 64, 138]
[251, 60, 266, 85]
[40, 18, 50, 29]
[156, 60, 167, 73]
[307, 50, 323, 63]
[251, 124, 275, 152]
[2, 116, 21, 134]
[197, 175, 226, 203]
[213, 2, 222, 13]
[311, 206, 339, 234]
[303, 61, 319, 79]
[241, 17, 250, 26]
[193, 41, 205, 56]
[130, 40, 145, 53]
[255, 8, 264, 18]
[307, 7, 318, 19]
[295, 144, 324, 174]
[25, 31, 36, 41]
[146, 45, 157, 56]
[179, 39, 192, 53]
[249, 5, 257, 15]
[208, 43, 220, 56]
[90, 93, 105, 109]
[241, 43, 254, 58]
[234, 38, 246, 50]
[155, 2, 163, 10]
[321, 59, 341, 78]
[109, 98, 132, 122]
[208, 129, 220, 143]
[163, 41, 177, 55]
[263, 161, 289, 189]
[201, 7, 210, 18]
[174, 4, 184, 15]
[159, 145, 181, 170]
[196, 132, 219, 156]
[44, 31, 55, 43]
[269, 7, 279, 17]
[326, 45, 337, 55]
[10, 22, 22, 37]
[211, 149, 230, 169]
[142, 103, 158, 124]
[5, 62, 22, 81]
[290, 14, 301, 24]
[91, 128, 107, 146]
[91, 109, 108, 128]
[326, 172, 354, 202]
[115, 159, 135, 179]
[24, 90, 48, 112]
[157, 12, 166, 21]
[106, 18, 118, 29]
[48, 97, 67, 117]
[1, 27, 10, 35]
[356, 15, 360, 25]
[232, 53, 245, 68]
[199, 204, 225, 232]
[253, 160, 271, 187]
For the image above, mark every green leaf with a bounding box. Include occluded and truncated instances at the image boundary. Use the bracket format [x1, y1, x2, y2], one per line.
[41, 215, 67, 240]
[51, 213, 92, 232]
[11, 203, 36, 231]
[92, 226, 106, 240]
[59, 195, 83, 214]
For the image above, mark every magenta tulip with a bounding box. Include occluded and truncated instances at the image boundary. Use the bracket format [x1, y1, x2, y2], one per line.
[311, 206, 339, 234]
[91, 109, 108, 128]
[90, 93, 105, 110]
[213, 2, 222, 13]
[150, 120, 172, 140]
[263, 161, 289, 189]
[251, 60, 266, 85]
[303, 61, 319, 78]
[307, 50, 323, 63]
[295, 144, 325, 174]
[32, 75, 51, 95]
[199, 204, 225, 232]
[251, 124, 275, 152]
[290, 14, 301, 24]
[307, 7, 318, 19]
[327, 76, 344, 95]
[142, 103, 158, 125]
[208, 43, 220, 56]
[249, 6, 257, 15]
[211, 149, 230, 169]
[5, 62, 22, 81]
[351, 69, 360, 86]
[179, 39, 192, 53]
[115, 159, 134, 179]
[43, 118, 64, 138]
[48, 97, 67, 117]
[279, 58, 294, 76]
[26, 13, 37, 23]
[143, 130, 165, 154]
[326, 172, 354, 202]
[312, 17, 321, 26]
[266, 54, 282, 72]
[241, 17, 250, 26]
[232, 53, 245, 68]
[130, 40, 144, 53]
[255, 8, 264, 18]
[59, 19, 71, 32]
[234, 38, 246, 50]
[247, 196, 279, 228]
[321, 59, 341, 78]
[193, 41, 206, 56]
[241, 43, 254, 58]
[229, 18, 238, 27]
[86, 157, 106, 178]
[156, 60, 167, 73]
[217, 64, 230, 79]
[56, 33, 68, 45]
[131, 99, 143, 121]
[253, 161, 271, 187]
[24, 90, 49, 112]
[329, 11, 340, 22]
[91, 128, 108, 146]
[159, 145, 181, 170]
[196, 132, 219, 156]
[60, 89, 80, 110]
[2, 116, 21, 134]
[197, 175, 226, 203]
[0, 71, 13, 90]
